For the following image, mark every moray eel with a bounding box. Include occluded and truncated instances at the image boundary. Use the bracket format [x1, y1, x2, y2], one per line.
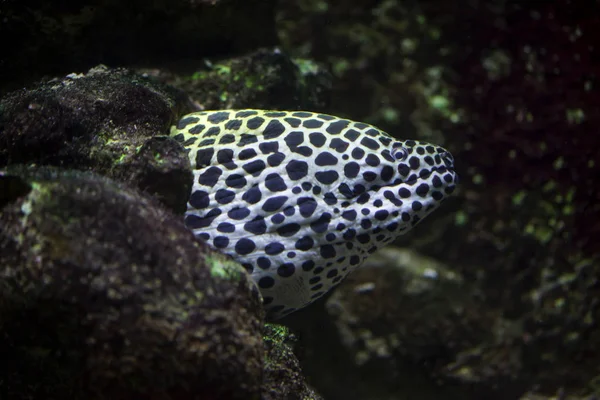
[171, 109, 458, 319]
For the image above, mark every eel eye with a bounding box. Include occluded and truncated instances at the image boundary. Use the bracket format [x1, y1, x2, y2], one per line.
[393, 147, 408, 161]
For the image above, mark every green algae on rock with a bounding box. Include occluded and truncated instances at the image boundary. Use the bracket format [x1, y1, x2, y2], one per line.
[0, 166, 264, 399]
[262, 324, 323, 400]
[0, 65, 193, 214]
[156, 48, 332, 112]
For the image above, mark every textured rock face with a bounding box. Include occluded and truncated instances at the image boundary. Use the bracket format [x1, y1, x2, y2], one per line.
[147, 47, 332, 112]
[0, 60, 327, 399]
[262, 324, 323, 400]
[0, 65, 193, 214]
[0, 167, 265, 399]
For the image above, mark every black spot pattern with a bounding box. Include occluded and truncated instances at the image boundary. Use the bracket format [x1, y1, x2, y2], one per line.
[310, 213, 331, 233]
[257, 257, 271, 270]
[243, 160, 266, 176]
[292, 146, 313, 157]
[228, 207, 250, 220]
[278, 263, 295, 277]
[263, 196, 288, 212]
[245, 217, 267, 235]
[399, 187, 412, 199]
[323, 192, 337, 205]
[242, 186, 262, 204]
[258, 276, 275, 289]
[298, 197, 318, 217]
[207, 111, 229, 123]
[215, 189, 235, 205]
[284, 117, 301, 127]
[203, 127, 220, 137]
[330, 138, 349, 153]
[344, 129, 360, 141]
[302, 260, 315, 271]
[266, 242, 284, 255]
[247, 117, 265, 129]
[338, 183, 354, 198]
[326, 120, 349, 134]
[286, 160, 308, 180]
[217, 222, 235, 233]
[185, 208, 220, 229]
[217, 149, 234, 165]
[315, 170, 339, 185]
[344, 162, 360, 178]
[198, 167, 222, 187]
[174, 110, 458, 319]
[198, 139, 215, 147]
[264, 120, 286, 139]
[351, 148, 365, 159]
[267, 153, 284, 167]
[236, 110, 258, 118]
[219, 134, 235, 144]
[190, 190, 210, 209]
[315, 152, 338, 166]
[285, 131, 304, 148]
[283, 206, 295, 216]
[225, 119, 242, 130]
[177, 116, 199, 129]
[277, 223, 301, 237]
[295, 236, 314, 250]
[265, 173, 288, 192]
[320, 245, 336, 258]
[360, 137, 380, 150]
[271, 214, 284, 224]
[189, 124, 205, 134]
[260, 141, 279, 154]
[292, 111, 313, 118]
[309, 132, 326, 147]
[239, 148, 257, 160]
[365, 154, 380, 167]
[213, 236, 229, 248]
[238, 134, 258, 146]
[226, 174, 247, 189]
[381, 165, 394, 181]
[416, 183, 430, 197]
[303, 119, 324, 128]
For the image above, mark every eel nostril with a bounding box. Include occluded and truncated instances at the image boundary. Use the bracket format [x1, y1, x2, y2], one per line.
[441, 152, 454, 169]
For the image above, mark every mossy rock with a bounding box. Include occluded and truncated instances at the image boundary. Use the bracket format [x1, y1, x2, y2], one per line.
[0, 166, 264, 399]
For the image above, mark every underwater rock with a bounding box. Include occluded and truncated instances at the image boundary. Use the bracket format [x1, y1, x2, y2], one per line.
[0, 166, 264, 399]
[149, 47, 332, 112]
[285, 248, 521, 400]
[0, 55, 329, 397]
[0, 65, 193, 214]
[262, 324, 323, 400]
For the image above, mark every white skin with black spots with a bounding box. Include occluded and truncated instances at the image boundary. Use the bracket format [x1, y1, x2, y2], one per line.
[171, 109, 458, 319]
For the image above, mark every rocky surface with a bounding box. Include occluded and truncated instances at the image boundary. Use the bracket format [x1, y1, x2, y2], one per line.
[142, 47, 332, 112]
[0, 166, 264, 399]
[0, 65, 193, 214]
[0, 60, 326, 398]
[262, 324, 323, 400]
